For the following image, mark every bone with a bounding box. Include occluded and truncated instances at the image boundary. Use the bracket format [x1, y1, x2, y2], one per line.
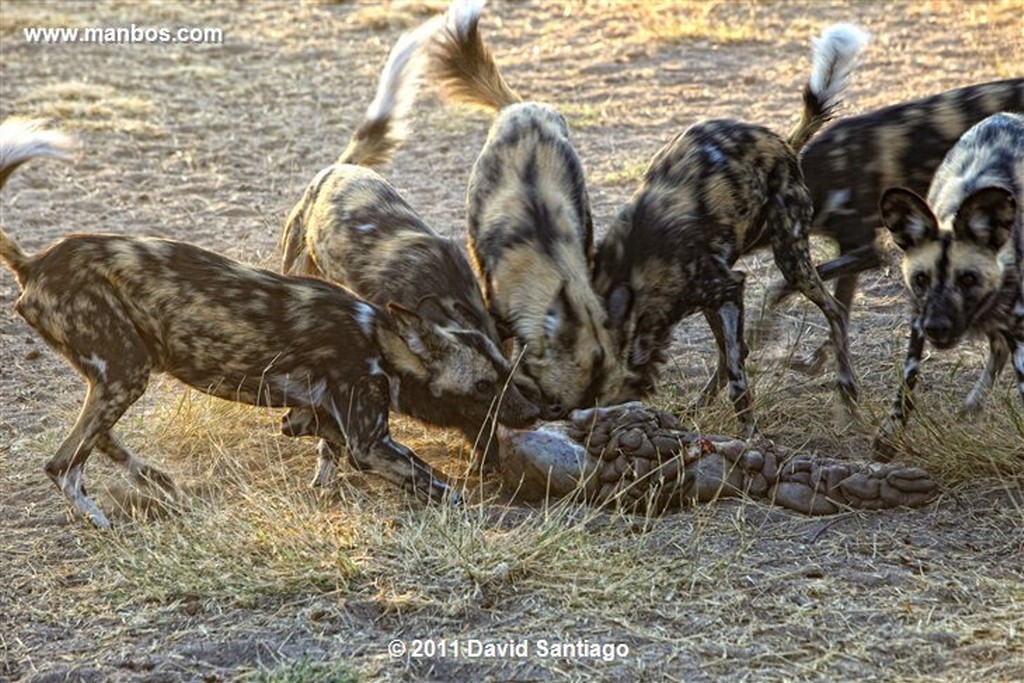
[497, 403, 939, 515]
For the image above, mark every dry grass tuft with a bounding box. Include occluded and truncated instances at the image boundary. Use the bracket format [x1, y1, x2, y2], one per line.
[612, 1, 767, 46]
[14, 82, 164, 137]
[344, 1, 447, 31]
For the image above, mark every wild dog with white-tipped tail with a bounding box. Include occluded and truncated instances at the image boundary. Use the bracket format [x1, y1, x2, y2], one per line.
[592, 24, 869, 433]
[280, 14, 538, 470]
[0, 119, 468, 529]
[425, 0, 626, 418]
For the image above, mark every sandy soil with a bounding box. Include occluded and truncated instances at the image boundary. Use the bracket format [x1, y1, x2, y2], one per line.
[1, 1, 1022, 681]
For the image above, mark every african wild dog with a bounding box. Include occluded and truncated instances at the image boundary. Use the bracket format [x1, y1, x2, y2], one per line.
[768, 78, 1024, 369]
[873, 112, 1024, 460]
[0, 119, 478, 528]
[592, 24, 869, 433]
[279, 15, 538, 467]
[424, 0, 625, 417]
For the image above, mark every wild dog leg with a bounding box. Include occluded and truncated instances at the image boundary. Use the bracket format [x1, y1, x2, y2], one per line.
[1011, 335, 1024, 404]
[45, 374, 149, 529]
[964, 332, 1010, 413]
[769, 197, 859, 411]
[696, 269, 754, 435]
[695, 307, 728, 408]
[874, 321, 926, 460]
[96, 432, 177, 494]
[22, 294, 155, 528]
[279, 407, 355, 487]
[331, 378, 456, 502]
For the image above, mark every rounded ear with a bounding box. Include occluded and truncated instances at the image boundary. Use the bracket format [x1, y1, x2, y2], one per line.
[449, 300, 483, 330]
[413, 295, 447, 323]
[880, 187, 938, 251]
[384, 303, 430, 359]
[952, 186, 1016, 250]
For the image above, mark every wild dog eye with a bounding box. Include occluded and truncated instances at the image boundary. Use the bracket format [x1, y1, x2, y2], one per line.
[475, 379, 496, 395]
[957, 271, 979, 289]
[912, 272, 930, 290]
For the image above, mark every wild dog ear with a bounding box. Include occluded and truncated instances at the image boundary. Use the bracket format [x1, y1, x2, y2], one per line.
[953, 187, 1016, 250]
[606, 283, 634, 329]
[449, 300, 486, 331]
[880, 188, 938, 251]
[413, 295, 450, 326]
[376, 303, 432, 380]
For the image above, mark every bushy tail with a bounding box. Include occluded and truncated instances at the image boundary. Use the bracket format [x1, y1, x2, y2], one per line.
[426, 0, 521, 113]
[337, 13, 443, 167]
[788, 23, 869, 152]
[0, 118, 72, 283]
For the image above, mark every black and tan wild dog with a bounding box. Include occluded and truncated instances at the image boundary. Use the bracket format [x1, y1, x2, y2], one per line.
[874, 112, 1024, 459]
[280, 14, 538, 468]
[425, 0, 626, 418]
[0, 119, 484, 528]
[769, 78, 1024, 370]
[592, 24, 869, 433]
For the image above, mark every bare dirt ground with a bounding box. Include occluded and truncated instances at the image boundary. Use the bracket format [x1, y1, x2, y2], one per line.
[1, 1, 1023, 681]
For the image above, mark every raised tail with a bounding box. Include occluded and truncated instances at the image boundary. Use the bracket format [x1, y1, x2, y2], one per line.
[788, 23, 869, 152]
[426, 0, 521, 113]
[0, 118, 72, 284]
[337, 13, 443, 167]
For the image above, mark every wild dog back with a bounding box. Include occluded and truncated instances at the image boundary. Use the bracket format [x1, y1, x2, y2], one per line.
[593, 24, 867, 428]
[429, 0, 624, 416]
[776, 79, 1024, 313]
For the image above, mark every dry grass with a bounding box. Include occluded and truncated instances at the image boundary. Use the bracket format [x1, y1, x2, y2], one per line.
[5, 363, 1021, 679]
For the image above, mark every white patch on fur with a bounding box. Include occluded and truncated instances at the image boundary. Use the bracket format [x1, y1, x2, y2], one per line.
[354, 301, 375, 337]
[59, 466, 111, 529]
[902, 357, 919, 383]
[792, 220, 804, 238]
[277, 376, 328, 405]
[367, 357, 383, 376]
[808, 23, 869, 113]
[312, 440, 339, 488]
[357, 223, 376, 233]
[701, 142, 726, 166]
[80, 353, 108, 382]
[823, 188, 852, 215]
[448, 0, 486, 39]
[543, 307, 561, 340]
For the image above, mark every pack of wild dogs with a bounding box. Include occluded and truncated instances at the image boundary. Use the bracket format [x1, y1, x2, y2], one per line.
[2, 1, 1022, 528]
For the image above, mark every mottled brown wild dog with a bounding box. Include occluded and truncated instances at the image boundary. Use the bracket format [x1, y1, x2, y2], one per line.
[874, 112, 1024, 460]
[0, 119, 474, 529]
[769, 78, 1024, 370]
[592, 24, 869, 433]
[425, 0, 624, 417]
[280, 15, 538, 466]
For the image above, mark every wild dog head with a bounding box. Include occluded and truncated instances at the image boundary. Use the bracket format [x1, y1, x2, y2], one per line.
[882, 184, 1017, 349]
[376, 297, 539, 428]
[881, 113, 1023, 350]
